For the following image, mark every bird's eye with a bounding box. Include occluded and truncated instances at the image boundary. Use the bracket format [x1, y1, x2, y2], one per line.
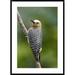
[36, 22, 39, 24]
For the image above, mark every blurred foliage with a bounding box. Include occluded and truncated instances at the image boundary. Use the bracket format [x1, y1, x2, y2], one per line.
[17, 7, 57, 68]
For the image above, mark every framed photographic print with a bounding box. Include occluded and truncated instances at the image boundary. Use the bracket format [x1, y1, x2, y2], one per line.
[10, 0, 64, 75]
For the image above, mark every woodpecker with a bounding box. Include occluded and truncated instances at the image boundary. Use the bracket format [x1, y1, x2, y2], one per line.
[28, 19, 42, 67]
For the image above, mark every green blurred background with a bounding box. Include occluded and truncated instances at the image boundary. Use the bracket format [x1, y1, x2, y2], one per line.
[17, 7, 57, 68]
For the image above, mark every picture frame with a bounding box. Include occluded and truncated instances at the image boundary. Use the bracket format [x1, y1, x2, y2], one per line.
[10, 0, 65, 75]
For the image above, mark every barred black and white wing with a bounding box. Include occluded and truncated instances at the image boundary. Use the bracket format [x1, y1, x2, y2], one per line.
[28, 28, 42, 62]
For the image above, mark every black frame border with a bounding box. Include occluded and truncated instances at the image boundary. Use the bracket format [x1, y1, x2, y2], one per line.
[10, 0, 65, 75]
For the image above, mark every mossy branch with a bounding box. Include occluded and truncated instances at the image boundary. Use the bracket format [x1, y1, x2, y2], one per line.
[17, 10, 28, 35]
[36, 61, 41, 68]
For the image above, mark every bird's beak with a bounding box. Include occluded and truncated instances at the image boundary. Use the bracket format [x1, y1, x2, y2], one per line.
[31, 20, 35, 24]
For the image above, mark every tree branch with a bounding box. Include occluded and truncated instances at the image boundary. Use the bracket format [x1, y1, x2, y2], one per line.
[17, 10, 28, 35]
[36, 61, 41, 68]
[17, 10, 42, 68]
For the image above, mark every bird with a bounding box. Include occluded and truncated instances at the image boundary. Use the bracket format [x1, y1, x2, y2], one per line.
[28, 19, 42, 68]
